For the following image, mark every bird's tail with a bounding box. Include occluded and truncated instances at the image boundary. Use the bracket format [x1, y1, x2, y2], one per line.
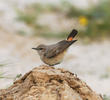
[67, 29, 78, 41]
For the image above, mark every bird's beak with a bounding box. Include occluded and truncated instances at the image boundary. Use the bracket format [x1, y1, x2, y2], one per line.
[32, 48, 39, 50]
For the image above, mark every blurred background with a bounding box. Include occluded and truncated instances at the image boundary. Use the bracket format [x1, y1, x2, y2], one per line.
[0, 0, 110, 99]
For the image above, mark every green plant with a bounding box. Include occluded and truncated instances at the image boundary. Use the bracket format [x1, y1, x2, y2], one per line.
[0, 62, 7, 79]
[15, 0, 110, 40]
[103, 95, 110, 100]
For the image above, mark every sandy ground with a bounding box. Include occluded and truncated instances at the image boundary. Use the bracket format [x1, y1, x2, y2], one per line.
[0, 32, 110, 97]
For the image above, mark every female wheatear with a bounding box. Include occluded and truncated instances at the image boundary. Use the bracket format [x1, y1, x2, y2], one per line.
[32, 29, 78, 66]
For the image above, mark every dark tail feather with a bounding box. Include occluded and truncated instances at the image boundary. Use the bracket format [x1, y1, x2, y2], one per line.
[67, 29, 78, 41]
[71, 40, 77, 43]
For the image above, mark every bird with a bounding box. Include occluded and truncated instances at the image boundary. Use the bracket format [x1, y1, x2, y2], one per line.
[32, 29, 78, 66]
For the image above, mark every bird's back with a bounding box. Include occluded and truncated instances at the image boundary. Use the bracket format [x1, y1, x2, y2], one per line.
[44, 40, 76, 58]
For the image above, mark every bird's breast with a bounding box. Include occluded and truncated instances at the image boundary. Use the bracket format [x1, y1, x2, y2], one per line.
[42, 51, 66, 66]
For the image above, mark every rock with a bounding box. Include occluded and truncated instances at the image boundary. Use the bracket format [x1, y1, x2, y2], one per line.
[0, 65, 103, 100]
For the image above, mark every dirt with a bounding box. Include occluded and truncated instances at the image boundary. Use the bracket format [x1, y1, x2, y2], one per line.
[0, 65, 103, 100]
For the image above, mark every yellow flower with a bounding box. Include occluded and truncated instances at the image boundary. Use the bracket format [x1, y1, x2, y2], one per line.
[79, 16, 88, 26]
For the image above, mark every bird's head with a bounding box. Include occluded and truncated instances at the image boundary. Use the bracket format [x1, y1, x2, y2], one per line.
[32, 44, 47, 57]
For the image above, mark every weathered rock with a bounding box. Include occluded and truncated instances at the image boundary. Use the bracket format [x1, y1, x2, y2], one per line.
[0, 65, 103, 100]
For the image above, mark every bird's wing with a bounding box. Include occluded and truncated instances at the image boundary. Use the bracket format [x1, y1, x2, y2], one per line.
[45, 40, 76, 58]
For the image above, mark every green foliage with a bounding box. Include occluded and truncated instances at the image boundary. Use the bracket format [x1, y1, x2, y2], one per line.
[16, 3, 46, 35]
[14, 74, 22, 81]
[0, 62, 21, 80]
[84, 0, 110, 38]
[16, 0, 110, 40]
[103, 95, 110, 100]
[0, 62, 7, 79]
[35, 31, 68, 39]
[62, 0, 110, 39]
[60, 0, 84, 17]
[100, 73, 110, 79]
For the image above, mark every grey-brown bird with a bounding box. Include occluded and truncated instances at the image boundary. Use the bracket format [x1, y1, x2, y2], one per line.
[32, 29, 78, 66]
